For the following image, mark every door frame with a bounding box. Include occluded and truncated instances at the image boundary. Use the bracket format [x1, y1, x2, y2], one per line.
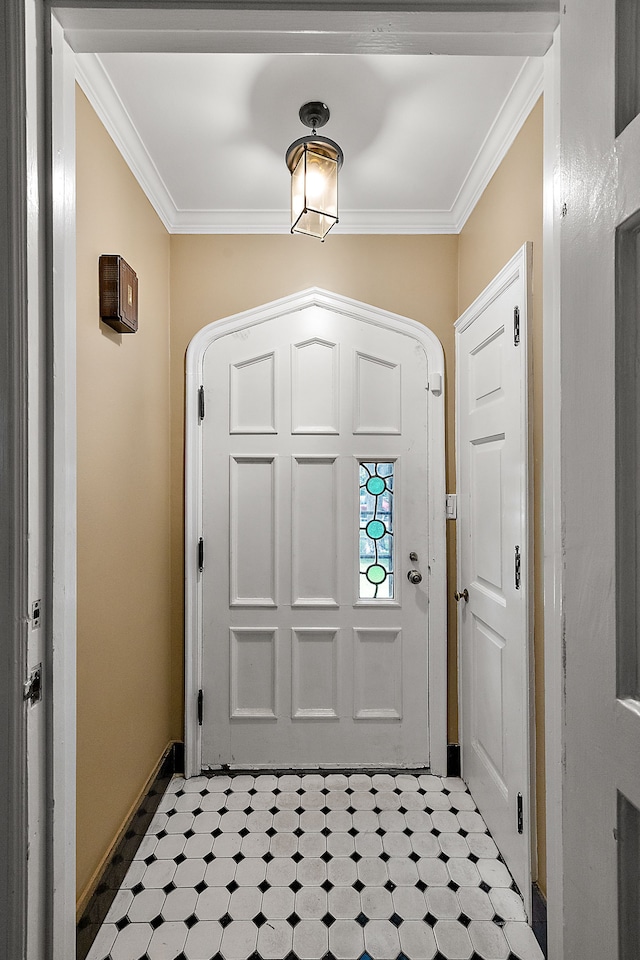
[184, 287, 448, 778]
[28, 5, 565, 956]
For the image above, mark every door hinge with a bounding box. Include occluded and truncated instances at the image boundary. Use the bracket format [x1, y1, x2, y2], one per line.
[517, 792, 524, 834]
[198, 385, 205, 422]
[513, 306, 520, 346]
[24, 664, 42, 705]
[197, 689, 203, 726]
[514, 545, 521, 590]
[198, 537, 204, 572]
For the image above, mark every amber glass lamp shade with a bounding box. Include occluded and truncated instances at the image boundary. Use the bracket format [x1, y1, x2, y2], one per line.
[286, 136, 343, 241]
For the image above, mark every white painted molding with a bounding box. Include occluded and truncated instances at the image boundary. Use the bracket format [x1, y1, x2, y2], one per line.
[184, 287, 447, 778]
[50, 15, 78, 960]
[170, 208, 458, 235]
[57, 8, 558, 57]
[542, 29, 564, 960]
[75, 51, 542, 236]
[75, 53, 175, 231]
[452, 57, 544, 231]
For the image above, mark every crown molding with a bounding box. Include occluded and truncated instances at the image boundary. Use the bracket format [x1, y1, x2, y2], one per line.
[170, 208, 458, 234]
[75, 51, 542, 236]
[75, 53, 175, 231]
[451, 56, 544, 231]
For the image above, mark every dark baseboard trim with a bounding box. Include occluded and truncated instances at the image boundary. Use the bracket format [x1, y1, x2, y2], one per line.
[532, 881, 548, 957]
[76, 741, 184, 960]
[447, 743, 461, 777]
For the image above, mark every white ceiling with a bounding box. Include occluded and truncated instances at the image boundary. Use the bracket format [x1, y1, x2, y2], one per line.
[76, 51, 542, 234]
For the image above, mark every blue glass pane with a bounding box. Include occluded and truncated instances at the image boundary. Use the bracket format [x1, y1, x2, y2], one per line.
[359, 462, 394, 599]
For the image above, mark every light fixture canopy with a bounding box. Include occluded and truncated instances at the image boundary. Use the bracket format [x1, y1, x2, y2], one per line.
[285, 101, 343, 241]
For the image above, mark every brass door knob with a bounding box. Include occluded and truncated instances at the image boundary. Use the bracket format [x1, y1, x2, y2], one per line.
[455, 588, 469, 602]
[407, 570, 422, 585]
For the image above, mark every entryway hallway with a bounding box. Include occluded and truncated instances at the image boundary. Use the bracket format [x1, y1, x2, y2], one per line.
[83, 772, 543, 960]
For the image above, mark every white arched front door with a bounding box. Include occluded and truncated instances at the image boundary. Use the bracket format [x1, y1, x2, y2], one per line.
[184, 289, 446, 776]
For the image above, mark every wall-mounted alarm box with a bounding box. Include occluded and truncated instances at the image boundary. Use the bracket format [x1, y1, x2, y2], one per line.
[99, 255, 138, 333]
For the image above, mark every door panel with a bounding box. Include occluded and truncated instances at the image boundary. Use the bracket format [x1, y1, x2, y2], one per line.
[230, 353, 276, 434]
[353, 628, 403, 720]
[292, 457, 338, 606]
[354, 353, 402, 434]
[230, 629, 277, 719]
[199, 304, 434, 768]
[456, 244, 532, 916]
[291, 628, 339, 719]
[230, 457, 276, 606]
[291, 339, 339, 434]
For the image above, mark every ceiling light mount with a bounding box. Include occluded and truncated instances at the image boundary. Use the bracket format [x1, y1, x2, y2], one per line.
[298, 100, 331, 133]
[285, 101, 343, 241]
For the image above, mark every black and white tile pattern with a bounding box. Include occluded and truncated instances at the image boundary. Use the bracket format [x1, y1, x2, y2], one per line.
[86, 773, 543, 960]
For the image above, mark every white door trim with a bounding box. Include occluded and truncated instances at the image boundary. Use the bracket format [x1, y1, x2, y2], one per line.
[184, 287, 447, 778]
[542, 26, 564, 960]
[49, 13, 78, 959]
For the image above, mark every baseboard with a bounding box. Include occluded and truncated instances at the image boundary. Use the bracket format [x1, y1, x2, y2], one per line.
[447, 742, 461, 777]
[531, 881, 548, 957]
[76, 740, 184, 960]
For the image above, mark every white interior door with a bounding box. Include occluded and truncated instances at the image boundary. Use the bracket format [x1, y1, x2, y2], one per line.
[456, 245, 532, 916]
[192, 293, 446, 770]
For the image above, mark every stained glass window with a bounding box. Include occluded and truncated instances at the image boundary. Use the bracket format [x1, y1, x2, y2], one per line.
[359, 462, 394, 599]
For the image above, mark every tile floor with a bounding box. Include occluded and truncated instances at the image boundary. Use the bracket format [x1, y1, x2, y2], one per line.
[85, 773, 544, 960]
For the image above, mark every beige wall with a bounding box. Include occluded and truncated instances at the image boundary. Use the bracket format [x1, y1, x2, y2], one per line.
[168, 234, 460, 739]
[76, 87, 175, 907]
[457, 97, 545, 894]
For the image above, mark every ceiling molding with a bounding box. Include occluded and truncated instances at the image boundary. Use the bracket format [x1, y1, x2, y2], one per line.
[170, 208, 458, 235]
[450, 56, 544, 231]
[76, 50, 542, 236]
[75, 53, 175, 231]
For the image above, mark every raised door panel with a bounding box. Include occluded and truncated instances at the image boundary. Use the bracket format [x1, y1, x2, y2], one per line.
[291, 629, 339, 720]
[471, 616, 508, 796]
[471, 327, 505, 411]
[292, 457, 338, 607]
[230, 457, 276, 607]
[470, 438, 505, 597]
[230, 353, 276, 434]
[354, 352, 402, 435]
[291, 339, 339, 434]
[353, 628, 403, 720]
[230, 629, 277, 719]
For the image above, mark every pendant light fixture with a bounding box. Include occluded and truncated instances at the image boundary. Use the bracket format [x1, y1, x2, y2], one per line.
[285, 101, 343, 241]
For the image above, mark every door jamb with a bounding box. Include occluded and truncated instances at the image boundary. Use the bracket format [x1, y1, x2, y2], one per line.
[184, 288, 448, 778]
[49, 14, 78, 959]
[542, 26, 564, 960]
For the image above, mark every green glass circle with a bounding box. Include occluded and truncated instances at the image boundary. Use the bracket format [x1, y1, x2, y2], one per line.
[366, 564, 387, 585]
[366, 476, 385, 495]
[366, 519, 386, 540]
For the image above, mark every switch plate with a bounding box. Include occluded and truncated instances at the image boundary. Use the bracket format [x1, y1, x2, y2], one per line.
[446, 494, 457, 520]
